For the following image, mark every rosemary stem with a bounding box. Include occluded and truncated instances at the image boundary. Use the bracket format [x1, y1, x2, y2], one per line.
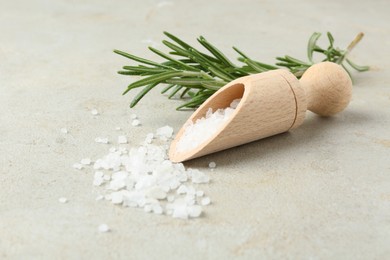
[336, 32, 364, 64]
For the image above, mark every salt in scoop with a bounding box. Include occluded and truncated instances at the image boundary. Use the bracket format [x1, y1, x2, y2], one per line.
[169, 62, 352, 162]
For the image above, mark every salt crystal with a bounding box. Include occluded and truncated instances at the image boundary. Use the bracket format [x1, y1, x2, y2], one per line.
[95, 195, 104, 201]
[58, 197, 68, 203]
[93, 171, 104, 186]
[81, 158, 92, 165]
[196, 190, 204, 197]
[201, 197, 211, 206]
[98, 224, 110, 233]
[152, 204, 163, 214]
[189, 169, 210, 184]
[118, 135, 128, 144]
[157, 1, 173, 8]
[115, 127, 121, 131]
[230, 99, 241, 109]
[208, 161, 216, 168]
[60, 128, 68, 134]
[84, 125, 211, 220]
[91, 109, 99, 115]
[73, 163, 83, 170]
[172, 204, 188, 219]
[188, 205, 202, 218]
[111, 191, 124, 204]
[144, 133, 154, 144]
[185, 195, 195, 206]
[95, 137, 109, 144]
[132, 119, 140, 126]
[167, 195, 175, 202]
[130, 114, 137, 119]
[176, 99, 241, 152]
[177, 185, 187, 194]
[156, 126, 174, 141]
[144, 205, 152, 213]
[146, 187, 167, 200]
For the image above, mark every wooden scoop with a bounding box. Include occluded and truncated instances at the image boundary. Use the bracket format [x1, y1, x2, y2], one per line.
[169, 62, 352, 163]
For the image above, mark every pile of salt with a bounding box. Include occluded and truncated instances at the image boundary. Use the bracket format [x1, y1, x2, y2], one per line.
[77, 125, 212, 220]
[176, 99, 241, 152]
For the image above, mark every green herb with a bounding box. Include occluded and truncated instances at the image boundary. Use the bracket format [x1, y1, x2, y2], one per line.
[114, 32, 369, 110]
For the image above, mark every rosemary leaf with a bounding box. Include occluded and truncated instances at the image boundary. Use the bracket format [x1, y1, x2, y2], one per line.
[115, 31, 369, 110]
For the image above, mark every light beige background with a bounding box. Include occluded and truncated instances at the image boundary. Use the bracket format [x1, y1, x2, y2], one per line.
[1, 0, 389, 259]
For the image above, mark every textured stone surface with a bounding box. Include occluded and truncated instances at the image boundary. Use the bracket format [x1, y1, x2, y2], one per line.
[1, 0, 389, 259]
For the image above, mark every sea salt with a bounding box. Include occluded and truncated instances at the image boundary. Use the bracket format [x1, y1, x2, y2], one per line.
[58, 197, 68, 203]
[81, 158, 92, 165]
[156, 126, 174, 141]
[132, 119, 140, 126]
[144, 133, 154, 144]
[95, 137, 109, 144]
[118, 135, 128, 144]
[176, 99, 241, 152]
[91, 109, 99, 116]
[73, 163, 83, 170]
[208, 161, 216, 168]
[201, 197, 211, 206]
[60, 128, 68, 134]
[96, 195, 104, 201]
[98, 224, 110, 233]
[77, 125, 212, 220]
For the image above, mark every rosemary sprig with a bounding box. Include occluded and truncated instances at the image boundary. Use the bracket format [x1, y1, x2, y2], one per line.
[115, 32, 369, 110]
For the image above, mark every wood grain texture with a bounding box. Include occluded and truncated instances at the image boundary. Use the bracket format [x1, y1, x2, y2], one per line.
[300, 62, 352, 116]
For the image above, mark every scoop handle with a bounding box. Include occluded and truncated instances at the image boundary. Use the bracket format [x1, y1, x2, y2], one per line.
[299, 62, 352, 116]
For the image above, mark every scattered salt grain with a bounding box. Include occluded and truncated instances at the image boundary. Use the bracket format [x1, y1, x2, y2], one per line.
[111, 191, 124, 204]
[132, 119, 140, 126]
[167, 195, 175, 202]
[146, 187, 167, 200]
[118, 135, 128, 144]
[196, 190, 204, 197]
[81, 158, 92, 165]
[91, 109, 99, 116]
[144, 205, 152, 213]
[95, 137, 109, 144]
[208, 161, 216, 168]
[144, 133, 154, 144]
[78, 125, 211, 220]
[177, 185, 187, 195]
[157, 1, 173, 8]
[188, 205, 202, 218]
[156, 126, 174, 141]
[58, 197, 68, 203]
[93, 171, 104, 186]
[115, 127, 121, 131]
[60, 128, 68, 134]
[96, 195, 104, 201]
[176, 99, 241, 152]
[98, 224, 110, 233]
[189, 169, 210, 184]
[152, 204, 163, 214]
[73, 163, 83, 170]
[201, 197, 211, 206]
[130, 114, 137, 119]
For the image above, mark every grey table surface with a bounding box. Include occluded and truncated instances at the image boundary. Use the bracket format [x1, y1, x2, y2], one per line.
[1, 0, 389, 259]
